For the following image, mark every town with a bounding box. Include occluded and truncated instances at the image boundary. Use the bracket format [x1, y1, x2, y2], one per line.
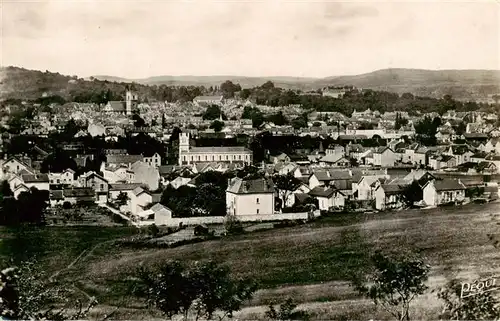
[2, 1, 500, 319]
[0, 72, 499, 229]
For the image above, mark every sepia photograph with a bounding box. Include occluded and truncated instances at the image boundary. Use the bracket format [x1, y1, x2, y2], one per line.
[1, 0, 500, 320]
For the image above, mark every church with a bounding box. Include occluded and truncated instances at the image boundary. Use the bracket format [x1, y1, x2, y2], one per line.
[103, 90, 138, 115]
[178, 133, 253, 166]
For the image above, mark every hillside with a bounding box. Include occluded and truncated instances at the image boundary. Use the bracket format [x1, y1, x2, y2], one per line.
[92, 75, 318, 90]
[315, 68, 500, 100]
[2, 66, 499, 101]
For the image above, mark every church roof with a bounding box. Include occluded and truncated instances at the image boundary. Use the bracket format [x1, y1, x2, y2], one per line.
[188, 146, 251, 154]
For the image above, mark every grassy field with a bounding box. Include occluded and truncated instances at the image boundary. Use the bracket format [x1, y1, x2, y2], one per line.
[1, 202, 500, 320]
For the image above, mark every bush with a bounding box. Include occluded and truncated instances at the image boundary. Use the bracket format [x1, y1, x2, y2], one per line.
[265, 298, 309, 320]
[224, 215, 244, 235]
[62, 201, 72, 209]
[148, 224, 160, 237]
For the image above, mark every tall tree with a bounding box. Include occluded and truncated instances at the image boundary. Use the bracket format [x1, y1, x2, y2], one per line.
[273, 173, 302, 209]
[352, 251, 430, 321]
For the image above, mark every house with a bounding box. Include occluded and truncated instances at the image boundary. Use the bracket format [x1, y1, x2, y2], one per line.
[308, 169, 352, 190]
[78, 171, 109, 203]
[13, 184, 30, 199]
[193, 95, 224, 106]
[48, 169, 75, 186]
[325, 144, 345, 155]
[400, 170, 436, 187]
[108, 183, 145, 201]
[150, 203, 175, 225]
[130, 187, 160, 215]
[21, 173, 50, 191]
[131, 161, 160, 191]
[282, 182, 311, 208]
[308, 186, 345, 211]
[374, 184, 405, 210]
[102, 165, 135, 184]
[270, 152, 291, 164]
[443, 145, 474, 165]
[62, 188, 96, 204]
[319, 154, 351, 167]
[226, 177, 275, 216]
[422, 179, 466, 206]
[0, 156, 35, 180]
[355, 176, 385, 200]
[429, 154, 457, 170]
[143, 152, 162, 168]
[103, 154, 144, 169]
[134, 203, 174, 223]
[372, 147, 398, 167]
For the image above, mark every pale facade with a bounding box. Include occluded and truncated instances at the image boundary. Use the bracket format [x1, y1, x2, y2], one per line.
[422, 180, 466, 206]
[372, 147, 398, 167]
[178, 133, 252, 166]
[226, 177, 275, 216]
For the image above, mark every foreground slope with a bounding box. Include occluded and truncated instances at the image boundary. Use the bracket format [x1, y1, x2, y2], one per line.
[3, 202, 498, 319]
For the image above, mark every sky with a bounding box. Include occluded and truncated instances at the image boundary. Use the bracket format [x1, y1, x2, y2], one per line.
[1, 0, 499, 79]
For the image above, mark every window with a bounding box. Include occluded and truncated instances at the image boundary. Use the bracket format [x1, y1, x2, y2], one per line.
[239, 155, 241, 160]
[57, 179, 60, 184]
[256, 198, 260, 204]
[256, 209, 260, 214]
[100, 184, 104, 190]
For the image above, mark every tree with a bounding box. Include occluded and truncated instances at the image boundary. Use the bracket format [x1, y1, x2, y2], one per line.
[203, 105, 225, 120]
[0, 180, 13, 198]
[220, 81, 241, 99]
[415, 116, 441, 146]
[436, 279, 500, 320]
[240, 89, 251, 99]
[352, 251, 430, 321]
[133, 114, 146, 127]
[115, 192, 129, 207]
[188, 261, 256, 320]
[0, 261, 96, 320]
[400, 181, 423, 207]
[267, 111, 288, 126]
[261, 81, 275, 90]
[134, 261, 256, 321]
[395, 113, 409, 130]
[273, 173, 301, 209]
[210, 120, 225, 132]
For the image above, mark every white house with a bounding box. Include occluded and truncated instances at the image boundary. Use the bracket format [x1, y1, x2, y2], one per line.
[0, 156, 35, 180]
[130, 186, 154, 215]
[143, 152, 162, 168]
[282, 182, 311, 208]
[308, 186, 345, 211]
[422, 179, 466, 206]
[20, 174, 50, 191]
[226, 177, 275, 216]
[49, 169, 75, 186]
[355, 176, 385, 200]
[374, 184, 405, 210]
[372, 147, 398, 167]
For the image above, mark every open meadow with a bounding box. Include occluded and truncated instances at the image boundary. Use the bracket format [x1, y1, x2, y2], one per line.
[1, 202, 500, 320]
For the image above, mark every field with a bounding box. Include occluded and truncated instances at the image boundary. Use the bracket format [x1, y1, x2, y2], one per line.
[1, 202, 500, 320]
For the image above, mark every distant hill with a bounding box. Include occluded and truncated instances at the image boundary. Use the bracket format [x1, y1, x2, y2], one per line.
[92, 75, 318, 90]
[314, 68, 500, 100]
[2, 66, 499, 101]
